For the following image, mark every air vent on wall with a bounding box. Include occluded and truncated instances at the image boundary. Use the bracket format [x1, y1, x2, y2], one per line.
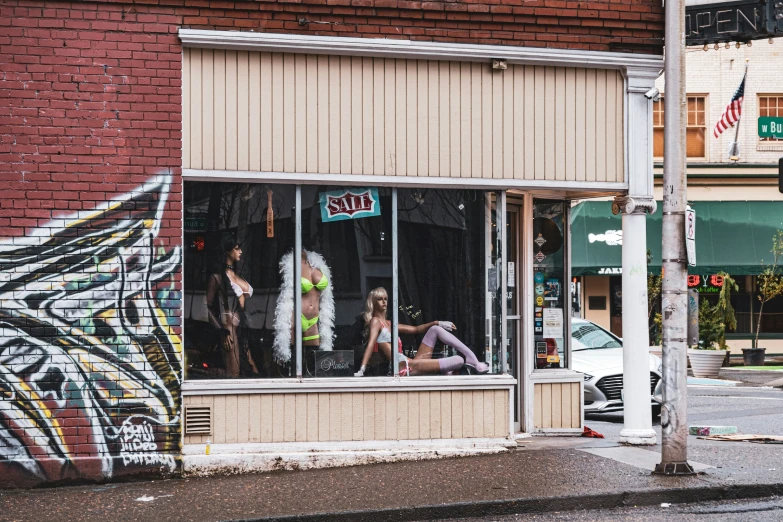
[184, 406, 212, 435]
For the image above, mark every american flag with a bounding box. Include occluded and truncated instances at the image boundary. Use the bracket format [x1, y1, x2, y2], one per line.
[713, 72, 746, 138]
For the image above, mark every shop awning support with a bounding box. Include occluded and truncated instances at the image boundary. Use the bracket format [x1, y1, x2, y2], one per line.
[617, 62, 660, 447]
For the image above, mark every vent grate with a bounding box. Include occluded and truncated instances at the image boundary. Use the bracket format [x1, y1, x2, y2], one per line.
[185, 406, 212, 435]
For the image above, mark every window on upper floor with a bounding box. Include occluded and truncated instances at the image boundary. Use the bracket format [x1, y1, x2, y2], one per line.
[653, 95, 707, 160]
[759, 95, 783, 143]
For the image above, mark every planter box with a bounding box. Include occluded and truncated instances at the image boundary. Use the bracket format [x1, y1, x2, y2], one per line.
[688, 349, 728, 379]
[742, 348, 766, 367]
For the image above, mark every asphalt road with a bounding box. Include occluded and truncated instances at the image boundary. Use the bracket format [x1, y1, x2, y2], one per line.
[436, 496, 783, 521]
[584, 381, 783, 439]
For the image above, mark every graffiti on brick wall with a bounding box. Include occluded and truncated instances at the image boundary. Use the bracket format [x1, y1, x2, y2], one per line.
[0, 174, 181, 483]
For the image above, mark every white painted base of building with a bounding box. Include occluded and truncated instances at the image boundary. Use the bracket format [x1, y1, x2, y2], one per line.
[182, 438, 515, 477]
[619, 428, 657, 445]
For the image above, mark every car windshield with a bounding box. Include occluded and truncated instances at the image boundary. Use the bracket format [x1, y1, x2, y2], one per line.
[572, 322, 622, 350]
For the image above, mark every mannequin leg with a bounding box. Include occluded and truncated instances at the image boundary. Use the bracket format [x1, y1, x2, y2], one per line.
[420, 326, 489, 373]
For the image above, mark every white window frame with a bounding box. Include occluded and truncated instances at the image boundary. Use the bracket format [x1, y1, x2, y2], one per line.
[181, 173, 515, 393]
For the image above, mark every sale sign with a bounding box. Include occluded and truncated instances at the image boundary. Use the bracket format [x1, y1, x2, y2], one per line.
[319, 188, 381, 222]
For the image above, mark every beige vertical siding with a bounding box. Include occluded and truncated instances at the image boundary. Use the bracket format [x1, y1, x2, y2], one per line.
[533, 382, 582, 429]
[183, 389, 509, 445]
[183, 48, 625, 183]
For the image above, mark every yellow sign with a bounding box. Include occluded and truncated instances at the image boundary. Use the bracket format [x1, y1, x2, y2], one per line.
[536, 296, 544, 306]
[547, 355, 560, 363]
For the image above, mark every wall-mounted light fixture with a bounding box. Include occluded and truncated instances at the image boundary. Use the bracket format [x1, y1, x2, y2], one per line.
[492, 59, 507, 71]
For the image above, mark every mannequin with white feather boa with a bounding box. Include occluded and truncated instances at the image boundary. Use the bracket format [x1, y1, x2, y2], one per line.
[272, 249, 335, 365]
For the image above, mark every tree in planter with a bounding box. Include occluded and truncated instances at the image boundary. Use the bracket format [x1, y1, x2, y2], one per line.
[647, 248, 663, 345]
[754, 230, 783, 349]
[715, 272, 739, 365]
[698, 299, 724, 350]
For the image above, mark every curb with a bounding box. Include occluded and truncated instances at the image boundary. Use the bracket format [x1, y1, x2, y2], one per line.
[237, 483, 783, 522]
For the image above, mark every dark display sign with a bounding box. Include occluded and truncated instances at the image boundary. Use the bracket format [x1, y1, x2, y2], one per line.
[685, 0, 783, 46]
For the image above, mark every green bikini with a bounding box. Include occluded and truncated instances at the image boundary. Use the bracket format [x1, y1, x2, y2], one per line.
[301, 275, 328, 341]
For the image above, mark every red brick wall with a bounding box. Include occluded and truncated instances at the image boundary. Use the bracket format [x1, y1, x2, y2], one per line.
[0, 0, 661, 487]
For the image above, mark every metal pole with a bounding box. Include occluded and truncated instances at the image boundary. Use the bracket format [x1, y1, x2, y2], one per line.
[392, 188, 399, 378]
[728, 61, 749, 162]
[500, 191, 508, 375]
[295, 186, 302, 379]
[655, 0, 694, 475]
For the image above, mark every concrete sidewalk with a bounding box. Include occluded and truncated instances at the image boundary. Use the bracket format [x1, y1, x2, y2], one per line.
[2, 431, 783, 522]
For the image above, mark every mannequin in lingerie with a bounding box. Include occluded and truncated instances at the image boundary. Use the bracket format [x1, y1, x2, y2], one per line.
[354, 287, 489, 376]
[206, 237, 259, 377]
[273, 249, 335, 365]
[300, 251, 326, 348]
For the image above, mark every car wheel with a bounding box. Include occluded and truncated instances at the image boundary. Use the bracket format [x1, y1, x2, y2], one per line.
[651, 405, 661, 418]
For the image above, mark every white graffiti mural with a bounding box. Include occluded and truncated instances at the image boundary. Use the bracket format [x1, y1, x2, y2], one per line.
[0, 174, 181, 484]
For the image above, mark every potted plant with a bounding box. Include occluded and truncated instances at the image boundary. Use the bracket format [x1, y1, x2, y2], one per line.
[749, 230, 783, 365]
[647, 268, 663, 358]
[716, 271, 738, 366]
[687, 300, 728, 379]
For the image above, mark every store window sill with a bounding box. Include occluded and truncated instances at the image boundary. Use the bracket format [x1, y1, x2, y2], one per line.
[182, 374, 517, 395]
[529, 369, 583, 382]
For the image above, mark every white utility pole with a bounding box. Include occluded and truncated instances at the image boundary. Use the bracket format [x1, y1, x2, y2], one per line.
[655, 0, 695, 475]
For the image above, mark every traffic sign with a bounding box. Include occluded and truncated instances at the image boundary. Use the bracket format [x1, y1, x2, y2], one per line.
[685, 206, 696, 267]
[759, 117, 783, 139]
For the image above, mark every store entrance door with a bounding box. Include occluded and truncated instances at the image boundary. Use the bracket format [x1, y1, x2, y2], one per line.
[506, 201, 523, 431]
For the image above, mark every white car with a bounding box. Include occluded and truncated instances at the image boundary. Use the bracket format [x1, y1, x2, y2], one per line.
[571, 318, 663, 417]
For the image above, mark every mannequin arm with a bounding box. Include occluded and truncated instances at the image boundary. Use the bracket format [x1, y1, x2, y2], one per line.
[205, 274, 223, 329]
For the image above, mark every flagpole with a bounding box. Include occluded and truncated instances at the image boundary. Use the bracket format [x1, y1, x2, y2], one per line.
[728, 60, 749, 162]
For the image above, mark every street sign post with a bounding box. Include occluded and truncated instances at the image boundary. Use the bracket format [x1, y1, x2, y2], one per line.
[685, 206, 696, 267]
[688, 289, 699, 347]
[779, 158, 783, 194]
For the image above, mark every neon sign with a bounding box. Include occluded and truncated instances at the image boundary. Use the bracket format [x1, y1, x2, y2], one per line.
[687, 274, 725, 292]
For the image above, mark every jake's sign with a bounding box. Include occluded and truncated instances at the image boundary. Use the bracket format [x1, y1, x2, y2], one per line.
[320, 188, 381, 222]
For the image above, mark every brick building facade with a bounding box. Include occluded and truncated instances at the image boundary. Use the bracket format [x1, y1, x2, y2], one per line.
[1, 0, 664, 488]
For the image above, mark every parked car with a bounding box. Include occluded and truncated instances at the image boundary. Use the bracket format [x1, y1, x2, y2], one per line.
[571, 319, 663, 417]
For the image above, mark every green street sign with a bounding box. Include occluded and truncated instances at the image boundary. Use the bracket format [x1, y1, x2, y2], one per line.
[758, 117, 783, 139]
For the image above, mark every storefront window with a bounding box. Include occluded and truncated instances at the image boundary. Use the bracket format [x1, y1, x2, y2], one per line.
[184, 182, 295, 379]
[532, 200, 567, 369]
[395, 189, 501, 376]
[185, 182, 507, 380]
[300, 186, 392, 378]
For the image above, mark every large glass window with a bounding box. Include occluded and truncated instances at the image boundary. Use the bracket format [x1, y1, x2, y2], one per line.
[389, 189, 502, 377]
[184, 182, 295, 379]
[532, 200, 567, 369]
[299, 186, 392, 378]
[184, 182, 505, 379]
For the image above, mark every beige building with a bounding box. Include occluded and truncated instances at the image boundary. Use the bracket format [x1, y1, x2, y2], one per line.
[178, 29, 665, 472]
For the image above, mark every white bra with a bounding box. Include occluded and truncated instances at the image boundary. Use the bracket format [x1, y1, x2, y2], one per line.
[230, 280, 253, 297]
[377, 326, 391, 343]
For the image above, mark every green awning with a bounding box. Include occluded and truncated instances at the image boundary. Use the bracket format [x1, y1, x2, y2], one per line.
[571, 201, 783, 276]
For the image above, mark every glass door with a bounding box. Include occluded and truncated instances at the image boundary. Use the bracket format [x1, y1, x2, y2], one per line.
[506, 201, 523, 426]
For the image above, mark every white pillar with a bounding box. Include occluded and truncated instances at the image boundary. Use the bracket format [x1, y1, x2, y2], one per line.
[618, 204, 656, 444]
[618, 65, 661, 445]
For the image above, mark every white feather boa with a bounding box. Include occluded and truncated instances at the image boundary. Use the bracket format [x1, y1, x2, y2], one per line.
[272, 250, 335, 364]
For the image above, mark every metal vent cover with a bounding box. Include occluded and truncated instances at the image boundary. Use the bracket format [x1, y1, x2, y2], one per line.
[184, 406, 212, 435]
